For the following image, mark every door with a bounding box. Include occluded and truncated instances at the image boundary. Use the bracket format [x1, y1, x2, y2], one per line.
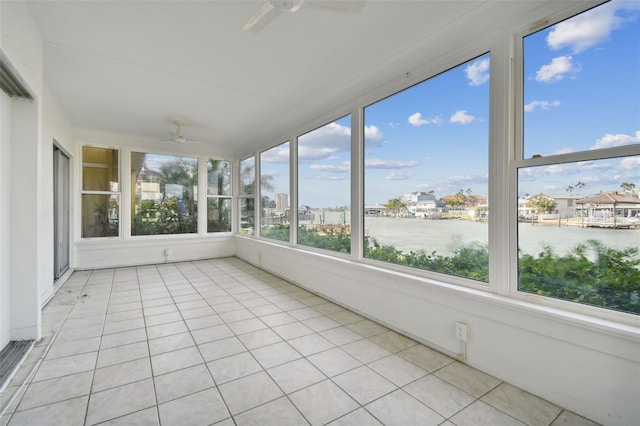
[53, 145, 70, 279]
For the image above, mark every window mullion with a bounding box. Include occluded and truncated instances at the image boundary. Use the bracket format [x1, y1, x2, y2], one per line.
[197, 156, 207, 235]
[351, 105, 364, 260]
[489, 32, 514, 296]
[290, 135, 298, 246]
[121, 148, 130, 239]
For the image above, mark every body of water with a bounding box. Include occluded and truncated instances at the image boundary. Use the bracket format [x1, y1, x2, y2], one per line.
[364, 217, 639, 256]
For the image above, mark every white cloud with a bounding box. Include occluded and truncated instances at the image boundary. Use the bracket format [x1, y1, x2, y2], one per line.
[441, 175, 488, 185]
[260, 169, 282, 178]
[465, 57, 490, 86]
[546, 1, 629, 53]
[385, 172, 412, 180]
[408, 112, 442, 127]
[260, 144, 290, 163]
[298, 122, 350, 161]
[365, 125, 384, 142]
[365, 159, 419, 169]
[535, 56, 579, 83]
[554, 147, 575, 155]
[310, 164, 350, 173]
[619, 157, 640, 170]
[298, 146, 342, 162]
[524, 100, 561, 112]
[310, 174, 348, 181]
[449, 110, 476, 124]
[518, 168, 537, 182]
[590, 130, 640, 150]
[545, 161, 612, 175]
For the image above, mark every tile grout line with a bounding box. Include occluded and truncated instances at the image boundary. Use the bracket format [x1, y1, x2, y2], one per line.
[83, 268, 117, 426]
[0, 271, 94, 423]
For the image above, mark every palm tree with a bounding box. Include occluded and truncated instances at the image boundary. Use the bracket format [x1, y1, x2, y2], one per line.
[136, 156, 198, 234]
[620, 182, 636, 192]
[207, 160, 231, 232]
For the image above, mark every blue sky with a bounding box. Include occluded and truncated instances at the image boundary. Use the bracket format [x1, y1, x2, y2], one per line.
[363, 53, 490, 206]
[258, 0, 639, 208]
[520, 0, 639, 197]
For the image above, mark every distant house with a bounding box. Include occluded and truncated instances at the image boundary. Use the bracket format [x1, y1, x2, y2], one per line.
[576, 192, 640, 227]
[364, 205, 386, 216]
[548, 194, 583, 218]
[400, 192, 447, 218]
[518, 194, 582, 220]
[518, 196, 536, 219]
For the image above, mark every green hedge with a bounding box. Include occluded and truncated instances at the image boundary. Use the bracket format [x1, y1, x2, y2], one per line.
[259, 226, 639, 314]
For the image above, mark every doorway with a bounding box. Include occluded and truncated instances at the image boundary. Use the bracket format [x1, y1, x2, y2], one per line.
[53, 144, 70, 280]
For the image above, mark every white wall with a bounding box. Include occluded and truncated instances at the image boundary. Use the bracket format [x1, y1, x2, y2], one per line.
[235, 236, 640, 426]
[41, 85, 75, 302]
[71, 128, 236, 270]
[74, 236, 235, 270]
[9, 98, 41, 341]
[0, 0, 64, 342]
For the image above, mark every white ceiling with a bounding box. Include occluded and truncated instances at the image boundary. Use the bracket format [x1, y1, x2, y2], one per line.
[24, 0, 567, 158]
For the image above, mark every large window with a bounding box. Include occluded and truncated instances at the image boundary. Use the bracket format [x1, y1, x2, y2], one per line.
[518, 2, 639, 314]
[363, 54, 490, 282]
[260, 142, 290, 242]
[207, 159, 232, 232]
[239, 156, 256, 235]
[131, 152, 197, 235]
[298, 116, 351, 253]
[81, 146, 119, 238]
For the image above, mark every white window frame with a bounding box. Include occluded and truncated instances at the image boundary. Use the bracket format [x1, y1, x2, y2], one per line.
[239, 155, 257, 236]
[508, 2, 640, 323]
[359, 52, 493, 290]
[296, 115, 353, 255]
[206, 158, 233, 234]
[129, 151, 199, 237]
[259, 141, 291, 242]
[232, 0, 637, 324]
[80, 145, 121, 239]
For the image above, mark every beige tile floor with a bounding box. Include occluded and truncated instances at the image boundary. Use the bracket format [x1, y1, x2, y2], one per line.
[0, 258, 599, 426]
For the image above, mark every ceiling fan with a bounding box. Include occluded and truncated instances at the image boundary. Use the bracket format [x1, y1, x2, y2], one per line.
[161, 118, 202, 144]
[243, 0, 365, 33]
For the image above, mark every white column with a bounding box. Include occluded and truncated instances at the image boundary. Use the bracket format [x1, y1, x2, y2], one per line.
[10, 98, 42, 341]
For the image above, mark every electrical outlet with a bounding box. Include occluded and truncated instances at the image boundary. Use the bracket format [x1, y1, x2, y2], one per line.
[455, 322, 468, 342]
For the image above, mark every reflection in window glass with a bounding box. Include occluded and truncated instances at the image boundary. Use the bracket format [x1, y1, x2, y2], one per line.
[81, 146, 119, 237]
[523, 2, 640, 158]
[363, 54, 490, 282]
[298, 116, 351, 253]
[519, 0, 640, 315]
[260, 142, 290, 242]
[131, 152, 197, 235]
[82, 146, 119, 192]
[240, 156, 255, 196]
[81, 194, 119, 238]
[207, 160, 232, 232]
[208, 198, 232, 233]
[239, 157, 255, 235]
[208, 160, 231, 196]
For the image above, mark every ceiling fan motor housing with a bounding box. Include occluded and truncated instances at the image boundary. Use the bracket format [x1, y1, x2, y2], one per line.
[274, 0, 303, 12]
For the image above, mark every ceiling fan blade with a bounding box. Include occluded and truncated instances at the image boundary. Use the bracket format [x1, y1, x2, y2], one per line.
[305, 1, 365, 13]
[159, 117, 204, 144]
[243, 1, 280, 32]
